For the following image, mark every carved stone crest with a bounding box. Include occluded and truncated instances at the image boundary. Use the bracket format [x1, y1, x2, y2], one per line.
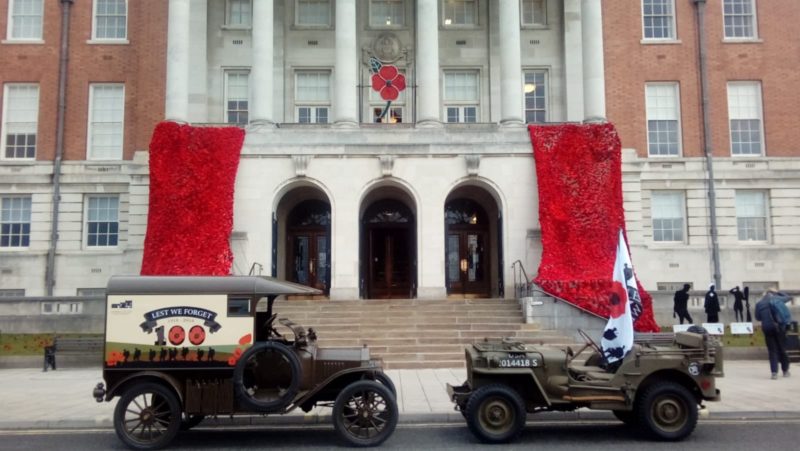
[372, 33, 402, 63]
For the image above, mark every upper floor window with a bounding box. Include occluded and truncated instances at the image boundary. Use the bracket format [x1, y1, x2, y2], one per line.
[642, 0, 676, 40]
[521, 0, 546, 26]
[735, 190, 768, 242]
[295, 71, 330, 123]
[443, 0, 477, 26]
[524, 70, 548, 123]
[86, 195, 119, 247]
[370, 0, 404, 27]
[7, 0, 43, 40]
[2, 84, 39, 160]
[1, 196, 31, 248]
[723, 0, 757, 39]
[296, 0, 331, 27]
[0, 289, 25, 296]
[226, 0, 252, 27]
[727, 81, 763, 156]
[93, 0, 127, 40]
[225, 71, 249, 125]
[645, 83, 681, 156]
[88, 84, 125, 160]
[651, 191, 685, 242]
[444, 70, 479, 123]
[370, 68, 406, 123]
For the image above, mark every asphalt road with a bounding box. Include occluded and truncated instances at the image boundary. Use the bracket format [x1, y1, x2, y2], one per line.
[0, 419, 798, 450]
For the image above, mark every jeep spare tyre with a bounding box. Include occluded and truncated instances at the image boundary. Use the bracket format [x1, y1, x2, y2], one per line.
[233, 341, 302, 413]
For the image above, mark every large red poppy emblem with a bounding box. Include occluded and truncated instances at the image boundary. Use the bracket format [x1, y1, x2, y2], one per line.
[371, 65, 406, 101]
[169, 326, 186, 346]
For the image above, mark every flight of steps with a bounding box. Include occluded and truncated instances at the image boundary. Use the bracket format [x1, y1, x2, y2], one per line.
[274, 298, 573, 369]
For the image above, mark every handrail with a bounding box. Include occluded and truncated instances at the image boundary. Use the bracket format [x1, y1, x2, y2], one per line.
[526, 286, 607, 320]
[248, 262, 264, 276]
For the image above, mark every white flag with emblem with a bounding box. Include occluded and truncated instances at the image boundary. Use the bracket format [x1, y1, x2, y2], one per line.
[601, 230, 639, 364]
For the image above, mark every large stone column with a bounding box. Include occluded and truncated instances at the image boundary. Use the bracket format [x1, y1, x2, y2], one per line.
[165, 0, 190, 122]
[334, 0, 358, 126]
[582, 0, 606, 121]
[416, 0, 441, 126]
[499, 0, 523, 126]
[563, 0, 584, 121]
[251, 0, 274, 125]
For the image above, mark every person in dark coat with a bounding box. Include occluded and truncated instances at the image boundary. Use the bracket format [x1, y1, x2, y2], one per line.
[673, 284, 693, 324]
[704, 284, 720, 323]
[755, 290, 793, 379]
[729, 286, 745, 322]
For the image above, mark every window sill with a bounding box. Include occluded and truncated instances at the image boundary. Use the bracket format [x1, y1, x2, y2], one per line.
[221, 25, 252, 31]
[291, 24, 333, 31]
[722, 38, 762, 44]
[640, 39, 682, 45]
[521, 24, 549, 31]
[1, 39, 44, 45]
[86, 39, 129, 45]
[0, 247, 31, 252]
[365, 25, 408, 31]
[78, 247, 124, 255]
[0, 158, 36, 164]
[730, 153, 764, 158]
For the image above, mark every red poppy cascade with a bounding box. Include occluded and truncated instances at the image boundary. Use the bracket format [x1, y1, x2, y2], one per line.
[370, 61, 406, 121]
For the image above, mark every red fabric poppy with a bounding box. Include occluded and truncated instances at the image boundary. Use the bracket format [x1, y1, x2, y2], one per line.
[371, 65, 406, 101]
[528, 123, 659, 332]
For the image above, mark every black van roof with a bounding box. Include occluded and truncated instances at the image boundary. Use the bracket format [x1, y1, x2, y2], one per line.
[106, 276, 321, 296]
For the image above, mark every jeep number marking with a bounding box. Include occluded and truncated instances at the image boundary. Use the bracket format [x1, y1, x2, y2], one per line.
[499, 354, 539, 368]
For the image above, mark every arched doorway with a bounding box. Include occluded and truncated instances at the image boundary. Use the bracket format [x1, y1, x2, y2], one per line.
[285, 199, 331, 294]
[445, 199, 490, 297]
[361, 198, 416, 299]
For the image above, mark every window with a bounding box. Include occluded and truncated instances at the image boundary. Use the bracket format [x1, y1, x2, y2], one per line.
[77, 288, 106, 297]
[227, 298, 251, 316]
[646, 83, 681, 156]
[86, 195, 119, 247]
[727, 82, 763, 156]
[295, 71, 330, 123]
[443, 0, 476, 26]
[225, 71, 249, 125]
[88, 84, 125, 160]
[0, 289, 25, 297]
[7, 0, 43, 40]
[370, 68, 405, 123]
[524, 70, 548, 123]
[651, 191, 685, 242]
[657, 282, 692, 292]
[723, 0, 757, 39]
[42, 301, 83, 315]
[735, 191, 768, 242]
[226, 0, 252, 27]
[93, 0, 127, 40]
[296, 0, 331, 27]
[444, 71, 479, 123]
[521, 0, 546, 26]
[370, 0, 404, 27]
[1, 196, 31, 248]
[2, 84, 39, 160]
[642, 0, 675, 40]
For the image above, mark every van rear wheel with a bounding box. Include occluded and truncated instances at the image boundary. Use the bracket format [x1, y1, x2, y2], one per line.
[333, 380, 398, 447]
[113, 382, 181, 450]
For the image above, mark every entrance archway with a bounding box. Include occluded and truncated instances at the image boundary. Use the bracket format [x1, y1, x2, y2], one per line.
[360, 190, 417, 299]
[445, 186, 501, 298]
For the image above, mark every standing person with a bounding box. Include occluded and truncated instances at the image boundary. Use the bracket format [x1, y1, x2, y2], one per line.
[755, 290, 793, 379]
[704, 284, 720, 323]
[729, 286, 745, 322]
[673, 284, 693, 324]
[744, 286, 753, 322]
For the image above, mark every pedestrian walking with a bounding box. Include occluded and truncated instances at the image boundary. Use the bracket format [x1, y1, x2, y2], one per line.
[754, 289, 793, 380]
[704, 284, 720, 323]
[673, 283, 693, 324]
[730, 286, 745, 322]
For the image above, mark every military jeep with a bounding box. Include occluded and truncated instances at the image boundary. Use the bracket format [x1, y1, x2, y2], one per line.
[448, 330, 723, 443]
[93, 276, 398, 450]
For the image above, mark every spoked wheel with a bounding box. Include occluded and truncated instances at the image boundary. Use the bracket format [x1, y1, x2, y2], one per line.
[333, 380, 398, 447]
[636, 382, 698, 441]
[113, 383, 181, 450]
[465, 384, 526, 444]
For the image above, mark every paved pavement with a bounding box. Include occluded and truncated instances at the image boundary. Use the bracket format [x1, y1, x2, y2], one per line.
[0, 360, 797, 430]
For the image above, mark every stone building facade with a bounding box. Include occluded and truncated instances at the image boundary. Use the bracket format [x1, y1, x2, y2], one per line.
[1, 0, 798, 302]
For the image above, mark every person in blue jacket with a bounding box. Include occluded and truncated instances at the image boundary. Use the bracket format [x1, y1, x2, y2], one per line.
[755, 289, 793, 379]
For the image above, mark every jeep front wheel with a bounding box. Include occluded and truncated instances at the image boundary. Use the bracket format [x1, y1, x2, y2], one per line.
[465, 384, 526, 444]
[113, 382, 181, 450]
[333, 380, 398, 447]
[636, 381, 698, 441]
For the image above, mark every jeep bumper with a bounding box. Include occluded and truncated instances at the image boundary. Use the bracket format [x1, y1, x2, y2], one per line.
[446, 382, 471, 409]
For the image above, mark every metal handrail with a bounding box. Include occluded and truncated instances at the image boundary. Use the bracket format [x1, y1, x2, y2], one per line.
[510, 259, 606, 320]
[248, 262, 264, 276]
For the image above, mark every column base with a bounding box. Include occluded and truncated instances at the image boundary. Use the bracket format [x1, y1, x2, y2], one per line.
[164, 118, 189, 125]
[328, 287, 360, 300]
[333, 120, 359, 129]
[583, 116, 607, 124]
[415, 120, 443, 129]
[499, 119, 526, 128]
[246, 120, 277, 132]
